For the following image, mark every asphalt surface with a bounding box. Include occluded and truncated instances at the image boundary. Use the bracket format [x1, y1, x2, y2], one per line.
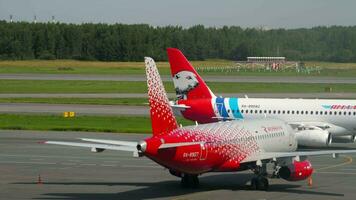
[1, 93, 356, 99]
[1, 130, 356, 200]
[1, 73, 356, 84]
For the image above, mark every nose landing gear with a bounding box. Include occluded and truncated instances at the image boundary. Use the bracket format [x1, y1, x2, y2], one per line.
[251, 176, 269, 190]
[250, 163, 269, 190]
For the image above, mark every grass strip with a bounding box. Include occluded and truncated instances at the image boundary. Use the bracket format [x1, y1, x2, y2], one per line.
[0, 114, 194, 133]
[1, 80, 356, 93]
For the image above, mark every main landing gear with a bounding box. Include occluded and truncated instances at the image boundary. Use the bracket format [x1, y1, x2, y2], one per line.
[250, 163, 269, 191]
[181, 174, 199, 188]
[251, 176, 269, 191]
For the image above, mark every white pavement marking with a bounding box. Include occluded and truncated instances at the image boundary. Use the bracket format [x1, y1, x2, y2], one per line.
[0, 161, 57, 165]
[121, 164, 162, 169]
[80, 163, 97, 166]
[316, 171, 356, 175]
[100, 164, 117, 167]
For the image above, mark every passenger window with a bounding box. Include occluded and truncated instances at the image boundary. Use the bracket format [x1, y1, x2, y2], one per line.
[287, 110, 290, 114]
[255, 110, 258, 114]
[305, 111, 308, 114]
[315, 111, 318, 115]
[344, 112, 347, 115]
[268, 110, 271, 114]
[264, 110, 267, 114]
[349, 112, 351, 115]
[259, 110, 263, 114]
[301, 111, 304, 114]
[273, 110, 276, 114]
[320, 111, 323, 115]
[339, 111, 342, 115]
[241, 110, 244, 113]
[310, 111, 313, 115]
[324, 111, 328, 115]
[282, 110, 285, 114]
[296, 111, 299, 114]
[329, 111, 332, 115]
[292, 111, 295, 114]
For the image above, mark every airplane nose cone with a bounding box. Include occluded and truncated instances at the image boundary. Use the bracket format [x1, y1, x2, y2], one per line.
[137, 141, 147, 153]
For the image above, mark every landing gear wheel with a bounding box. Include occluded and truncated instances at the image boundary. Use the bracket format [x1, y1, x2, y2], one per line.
[251, 177, 258, 190]
[181, 174, 199, 188]
[251, 176, 269, 191]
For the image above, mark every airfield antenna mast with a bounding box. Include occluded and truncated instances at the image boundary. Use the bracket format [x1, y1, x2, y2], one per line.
[9, 14, 13, 23]
[33, 15, 37, 24]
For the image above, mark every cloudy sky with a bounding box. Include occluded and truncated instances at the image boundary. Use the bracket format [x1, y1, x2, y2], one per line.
[0, 0, 355, 28]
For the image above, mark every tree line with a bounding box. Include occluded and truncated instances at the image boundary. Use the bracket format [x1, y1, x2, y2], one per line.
[1, 20, 356, 62]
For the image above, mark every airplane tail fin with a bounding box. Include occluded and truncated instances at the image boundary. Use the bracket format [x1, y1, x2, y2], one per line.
[145, 57, 178, 136]
[167, 48, 215, 100]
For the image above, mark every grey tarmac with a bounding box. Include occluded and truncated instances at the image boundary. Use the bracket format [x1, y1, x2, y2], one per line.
[1, 73, 356, 84]
[1, 130, 356, 200]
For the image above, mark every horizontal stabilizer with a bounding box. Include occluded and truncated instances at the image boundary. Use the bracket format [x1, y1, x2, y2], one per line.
[44, 141, 137, 152]
[212, 116, 236, 121]
[79, 138, 137, 146]
[170, 104, 191, 109]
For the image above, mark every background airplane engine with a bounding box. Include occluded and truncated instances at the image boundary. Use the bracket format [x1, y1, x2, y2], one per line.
[279, 160, 313, 181]
[296, 130, 332, 147]
[332, 135, 356, 143]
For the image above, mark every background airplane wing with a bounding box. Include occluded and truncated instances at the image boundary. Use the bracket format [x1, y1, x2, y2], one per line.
[242, 149, 356, 163]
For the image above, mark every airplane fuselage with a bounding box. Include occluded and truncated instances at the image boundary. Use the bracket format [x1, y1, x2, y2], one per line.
[142, 118, 297, 174]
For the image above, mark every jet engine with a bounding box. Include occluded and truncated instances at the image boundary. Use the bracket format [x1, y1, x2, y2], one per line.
[296, 129, 332, 147]
[332, 135, 356, 143]
[279, 160, 313, 181]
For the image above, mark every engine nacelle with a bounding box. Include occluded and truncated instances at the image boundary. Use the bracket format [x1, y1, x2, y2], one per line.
[296, 129, 332, 147]
[279, 160, 313, 181]
[332, 135, 356, 143]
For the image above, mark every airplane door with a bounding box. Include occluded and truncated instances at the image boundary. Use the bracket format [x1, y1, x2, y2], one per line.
[200, 143, 208, 160]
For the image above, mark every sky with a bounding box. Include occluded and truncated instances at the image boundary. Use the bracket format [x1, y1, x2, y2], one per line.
[0, 0, 355, 29]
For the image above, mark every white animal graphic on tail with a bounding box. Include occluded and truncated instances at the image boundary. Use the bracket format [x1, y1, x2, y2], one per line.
[173, 70, 199, 99]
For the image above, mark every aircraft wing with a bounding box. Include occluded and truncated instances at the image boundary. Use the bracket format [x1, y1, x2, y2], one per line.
[289, 121, 348, 131]
[241, 149, 356, 163]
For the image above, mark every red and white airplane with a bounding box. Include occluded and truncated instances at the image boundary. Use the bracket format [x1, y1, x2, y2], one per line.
[45, 57, 356, 190]
[167, 48, 356, 148]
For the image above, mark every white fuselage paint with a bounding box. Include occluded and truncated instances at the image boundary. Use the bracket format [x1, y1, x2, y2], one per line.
[216, 98, 356, 135]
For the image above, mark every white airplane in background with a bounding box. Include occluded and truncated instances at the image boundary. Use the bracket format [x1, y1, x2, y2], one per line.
[167, 48, 356, 148]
